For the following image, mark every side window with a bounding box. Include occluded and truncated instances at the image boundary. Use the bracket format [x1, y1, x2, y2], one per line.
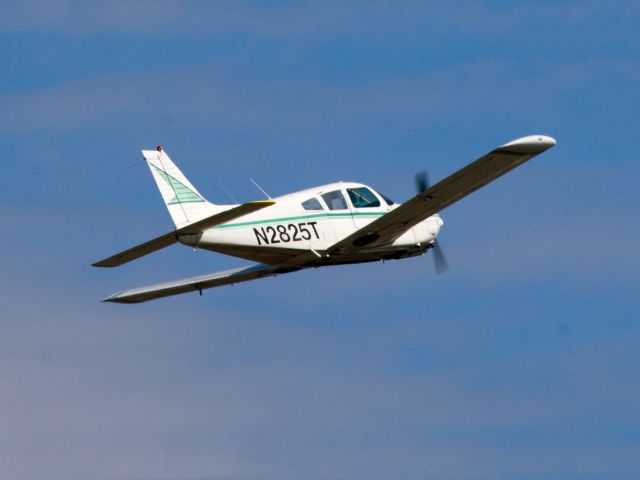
[321, 190, 348, 210]
[302, 197, 324, 210]
[347, 187, 381, 208]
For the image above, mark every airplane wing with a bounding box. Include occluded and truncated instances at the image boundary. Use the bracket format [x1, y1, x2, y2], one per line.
[93, 200, 275, 268]
[102, 263, 301, 303]
[330, 135, 556, 252]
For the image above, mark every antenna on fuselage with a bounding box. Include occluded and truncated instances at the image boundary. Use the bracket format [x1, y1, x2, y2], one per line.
[249, 178, 272, 199]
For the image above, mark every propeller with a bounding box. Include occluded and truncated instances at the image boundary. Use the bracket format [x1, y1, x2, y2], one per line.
[415, 170, 449, 274]
[431, 241, 449, 274]
[415, 170, 430, 193]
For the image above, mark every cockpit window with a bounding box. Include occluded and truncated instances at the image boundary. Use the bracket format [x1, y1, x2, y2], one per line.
[379, 192, 395, 206]
[301, 197, 324, 210]
[321, 190, 348, 210]
[347, 187, 381, 208]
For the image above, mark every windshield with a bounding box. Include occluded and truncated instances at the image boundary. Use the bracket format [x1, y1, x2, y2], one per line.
[347, 187, 381, 208]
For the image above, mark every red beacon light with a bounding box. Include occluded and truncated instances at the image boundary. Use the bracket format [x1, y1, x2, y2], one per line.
[156, 145, 163, 152]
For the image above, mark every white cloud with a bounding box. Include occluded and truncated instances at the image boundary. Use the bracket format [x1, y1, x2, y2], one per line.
[2, 1, 638, 40]
[3, 55, 637, 139]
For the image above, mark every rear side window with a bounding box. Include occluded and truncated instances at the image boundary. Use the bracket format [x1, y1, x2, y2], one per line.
[347, 187, 381, 208]
[302, 197, 323, 210]
[321, 190, 348, 210]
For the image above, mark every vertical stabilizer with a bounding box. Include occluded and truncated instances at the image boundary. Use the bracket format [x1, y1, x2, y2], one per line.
[142, 147, 224, 228]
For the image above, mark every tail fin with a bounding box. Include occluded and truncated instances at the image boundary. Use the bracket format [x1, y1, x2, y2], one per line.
[142, 146, 224, 228]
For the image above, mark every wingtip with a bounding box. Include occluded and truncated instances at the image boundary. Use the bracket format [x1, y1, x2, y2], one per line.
[101, 293, 135, 304]
[497, 135, 557, 154]
[101, 293, 120, 303]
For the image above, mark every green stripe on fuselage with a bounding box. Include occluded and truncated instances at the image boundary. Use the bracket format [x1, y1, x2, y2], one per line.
[210, 211, 386, 230]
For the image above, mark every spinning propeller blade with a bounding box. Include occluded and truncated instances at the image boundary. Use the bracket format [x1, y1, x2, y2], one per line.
[415, 170, 430, 193]
[415, 170, 449, 274]
[431, 241, 449, 275]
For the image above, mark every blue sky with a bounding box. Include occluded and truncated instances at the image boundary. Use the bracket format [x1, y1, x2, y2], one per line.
[1, 1, 639, 479]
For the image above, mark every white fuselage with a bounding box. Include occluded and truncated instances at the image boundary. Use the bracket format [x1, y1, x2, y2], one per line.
[180, 181, 443, 265]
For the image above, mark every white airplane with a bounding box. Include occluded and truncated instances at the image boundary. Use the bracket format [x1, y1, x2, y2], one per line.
[94, 135, 556, 303]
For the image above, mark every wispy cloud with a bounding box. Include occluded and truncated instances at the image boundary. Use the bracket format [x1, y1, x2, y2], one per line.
[3, 1, 638, 40]
[4, 55, 638, 139]
[1, 271, 638, 479]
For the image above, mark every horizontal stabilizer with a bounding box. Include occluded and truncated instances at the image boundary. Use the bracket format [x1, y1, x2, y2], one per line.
[103, 263, 300, 303]
[93, 200, 275, 268]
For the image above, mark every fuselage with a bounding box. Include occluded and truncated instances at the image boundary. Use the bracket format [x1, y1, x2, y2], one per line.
[180, 181, 443, 265]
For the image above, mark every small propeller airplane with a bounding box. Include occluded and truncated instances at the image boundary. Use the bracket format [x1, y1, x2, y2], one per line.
[94, 134, 556, 303]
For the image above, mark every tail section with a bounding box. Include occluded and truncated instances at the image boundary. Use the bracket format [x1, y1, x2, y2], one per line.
[142, 146, 224, 228]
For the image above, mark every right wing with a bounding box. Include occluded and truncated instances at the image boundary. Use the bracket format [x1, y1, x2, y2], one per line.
[93, 200, 275, 268]
[103, 263, 301, 303]
[330, 135, 556, 252]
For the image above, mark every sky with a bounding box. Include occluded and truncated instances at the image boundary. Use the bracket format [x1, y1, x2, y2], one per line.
[1, 1, 639, 479]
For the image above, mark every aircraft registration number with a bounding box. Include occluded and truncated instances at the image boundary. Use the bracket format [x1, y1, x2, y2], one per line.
[253, 222, 320, 245]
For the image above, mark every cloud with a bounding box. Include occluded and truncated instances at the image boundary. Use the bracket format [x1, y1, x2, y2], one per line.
[0, 74, 149, 133]
[2, 268, 639, 479]
[2, 1, 638, 41]
[0, 0, 72, 31]
[4, 55, 638, 140]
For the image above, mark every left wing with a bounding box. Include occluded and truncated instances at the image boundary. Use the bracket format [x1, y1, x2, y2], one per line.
[330, 134, 556, 252]
[103, 263, 302, 303]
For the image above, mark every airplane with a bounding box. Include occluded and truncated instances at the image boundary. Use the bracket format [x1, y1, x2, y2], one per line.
[94, 134, 556, 303]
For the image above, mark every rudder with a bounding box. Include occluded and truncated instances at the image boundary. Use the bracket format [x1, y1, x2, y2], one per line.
[142, 146, 223, 228]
